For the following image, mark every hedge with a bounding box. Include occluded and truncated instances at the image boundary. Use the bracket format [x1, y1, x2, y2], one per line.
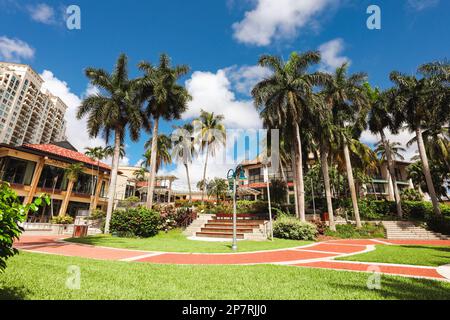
[273, 216, 317, 241]
[110, 208, 160, 238]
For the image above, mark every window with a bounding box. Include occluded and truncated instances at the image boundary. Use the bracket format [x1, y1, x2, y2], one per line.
[0, 156, 36, 185]
[72, 172, 95, 195]
[249, 168, 263, 184]
[38, 165, 68, 190]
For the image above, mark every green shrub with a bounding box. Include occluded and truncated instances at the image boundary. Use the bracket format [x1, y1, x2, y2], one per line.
[402, 201, 433, 219]
[273, 216, 317, 241]
[51, 216, 74, 225]
[0, 183, 49, 271]
[89, 209, 106, 220]
[324, 223, 385, 239]
[426, 215, 450, 235]
[236, 200, 269, 214]
[401, 189, 423, 201]
[110, 208, 160, 238]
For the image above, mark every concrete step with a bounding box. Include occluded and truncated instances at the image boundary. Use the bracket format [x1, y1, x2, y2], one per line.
[196, 232, 245, 239]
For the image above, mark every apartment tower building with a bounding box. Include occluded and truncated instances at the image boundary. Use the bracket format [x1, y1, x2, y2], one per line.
[0, 62, 67, 146]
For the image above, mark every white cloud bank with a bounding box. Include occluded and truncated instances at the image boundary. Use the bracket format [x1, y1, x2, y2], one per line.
[232, 0, 335, 46]
[40, 70, 130, 165]
[407, 0, 440, 11]
[0, 36, 35, 62]
[318, 38, 351, 72]
[183, 68, 262, 129]
[27, 3, 56, 24]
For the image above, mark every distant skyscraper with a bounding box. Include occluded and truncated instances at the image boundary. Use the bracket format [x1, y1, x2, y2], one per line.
[0, 62, 67, 145]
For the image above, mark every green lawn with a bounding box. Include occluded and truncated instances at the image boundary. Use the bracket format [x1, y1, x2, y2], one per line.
[338, 245, 450, 267]
[65, 229, 312, 253]
[1, 252, 449, 300]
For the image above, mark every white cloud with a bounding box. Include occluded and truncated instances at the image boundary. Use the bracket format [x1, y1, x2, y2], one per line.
[27, 3, 56, 24]
[225, 65, 272, 96]
[40, 70, 106, 152]
[360, 129, 417, 161]
[183, 69, 262, 129]
[407, 0, 439, 11]
[0, 36, 35, 62]
[318, 38, 350, 72]
[232, 0, 334, 46]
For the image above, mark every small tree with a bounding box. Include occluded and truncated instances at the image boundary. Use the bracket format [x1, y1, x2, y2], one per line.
[0, 182, 49, 271]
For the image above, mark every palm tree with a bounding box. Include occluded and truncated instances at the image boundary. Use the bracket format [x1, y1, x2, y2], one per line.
[172, 123, 197, 201]
[309, 96, 338, 230]
[207, 178, 228, 203]
[103, 145, 126, 160]
[133, 167, 148, 182]
[322, 63, 368, 228]
[77, 54, 150, 233]
[59, 163, 84, 216]
[389, 62, 448, 216]
[143, 134, 173, 173]
[367, 84, 404, 217]
[194, 110, 226, 204]
[139, 54, 191, 209]
[252, 51, 327, 222]
[375, 141, 406, 162]
[84, 146, 105, 199]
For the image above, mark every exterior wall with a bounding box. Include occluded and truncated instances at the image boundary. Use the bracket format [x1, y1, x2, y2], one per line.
[0, 146, 110, 218]
[240, 159, 415, 201]
[0, 62, 67, 146]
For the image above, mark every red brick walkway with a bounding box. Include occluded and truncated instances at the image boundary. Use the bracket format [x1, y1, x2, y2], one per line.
[15, 235, 450, 281]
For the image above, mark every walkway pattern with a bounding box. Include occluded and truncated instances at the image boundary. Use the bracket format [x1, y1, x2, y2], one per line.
[15, 236, 450, 281]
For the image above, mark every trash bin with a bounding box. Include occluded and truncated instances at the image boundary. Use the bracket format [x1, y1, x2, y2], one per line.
[321, 212, 330, 222]
[73, 225, 89, 238]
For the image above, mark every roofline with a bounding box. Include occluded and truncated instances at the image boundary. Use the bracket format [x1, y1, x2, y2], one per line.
[0, 143, 111, 173]
[0, 61, 44, 83]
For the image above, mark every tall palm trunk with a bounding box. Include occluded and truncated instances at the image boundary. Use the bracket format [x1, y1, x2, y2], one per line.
[280, 162, 290, 204]
[201, 144, 209, 204]
[147, 118, 159, 209]
[343, 142, 362, 228]
[380, 131, 403, 218]
[320, 146, 336, 231]
[184, 163, 192, 202]
[294, 124, 306, 222]
[104, 131, 121, 234]
[416, 128, 441, 215]
[291, 151, 300, 218]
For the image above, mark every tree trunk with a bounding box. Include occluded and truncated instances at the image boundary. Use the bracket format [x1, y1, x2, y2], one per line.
[380, 131, 403, 218]
[146, 118, 159, 209]
[291, 151, 300, 218]
[280, 162, 290, 204]
[320, 146, 336, 231]
[185, 163, 192, 202]
[201, 144, 210, 204]
[343, 142, 362, 228]
[294, 124, 306, 221]
[104, 131, 122, 234]
[416, 128, 441, 215]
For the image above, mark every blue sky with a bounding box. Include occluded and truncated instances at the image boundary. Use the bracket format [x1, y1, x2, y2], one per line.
[0, 0, 449, 190]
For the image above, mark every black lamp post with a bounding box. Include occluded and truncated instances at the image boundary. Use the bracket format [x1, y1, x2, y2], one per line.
[227, 165, 247, 252]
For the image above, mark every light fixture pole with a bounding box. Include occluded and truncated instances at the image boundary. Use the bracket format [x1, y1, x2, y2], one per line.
[227, 165, 246, 252]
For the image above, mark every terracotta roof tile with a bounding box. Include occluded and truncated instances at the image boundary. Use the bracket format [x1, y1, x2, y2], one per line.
[23, 144, 111, 171]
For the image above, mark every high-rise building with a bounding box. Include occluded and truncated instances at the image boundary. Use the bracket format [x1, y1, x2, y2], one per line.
[0, 62, 67, 146]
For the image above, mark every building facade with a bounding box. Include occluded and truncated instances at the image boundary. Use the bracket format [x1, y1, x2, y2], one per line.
[0, 62, 67, 146]
[240, 157, 415, 203]
[0, 141, 111, 222]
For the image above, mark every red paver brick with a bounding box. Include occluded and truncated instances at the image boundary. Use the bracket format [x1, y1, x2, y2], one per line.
[137, 250, 338, 265]
[296, 261, 445, 279]
[324, 239, 382, 246]
[303, 243, 367, 254]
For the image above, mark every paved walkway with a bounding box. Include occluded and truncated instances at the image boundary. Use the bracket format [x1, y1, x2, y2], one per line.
[15, 235, 450, 281]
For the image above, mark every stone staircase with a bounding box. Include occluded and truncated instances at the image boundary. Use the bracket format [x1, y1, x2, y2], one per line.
[383, 221, 449, 240]
[184, 214, 269, 241]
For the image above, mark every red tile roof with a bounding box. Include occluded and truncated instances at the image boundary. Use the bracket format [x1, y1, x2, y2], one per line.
[23, 144, 111, 171]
